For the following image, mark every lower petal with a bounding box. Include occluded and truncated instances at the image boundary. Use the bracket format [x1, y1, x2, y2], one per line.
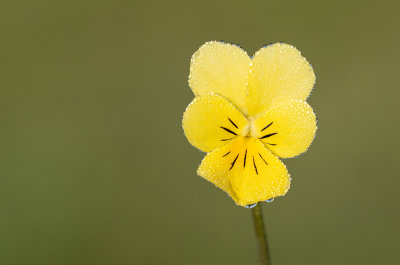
[197, 137, 291, 206]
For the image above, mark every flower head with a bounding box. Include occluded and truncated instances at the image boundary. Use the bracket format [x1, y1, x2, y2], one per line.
[182, 41, 317, 207]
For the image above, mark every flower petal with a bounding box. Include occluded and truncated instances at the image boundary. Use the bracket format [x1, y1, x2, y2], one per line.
[253, 100, 317, 158]
[182, 94, 248, 152]
[189, 41, 251, 115]
[247, 43, 315, 117]
[197, 136, 290, 206]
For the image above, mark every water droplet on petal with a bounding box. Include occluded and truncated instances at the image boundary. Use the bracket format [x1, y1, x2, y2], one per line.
[245, 203, 257, 208]
[265, 198, 274, 203]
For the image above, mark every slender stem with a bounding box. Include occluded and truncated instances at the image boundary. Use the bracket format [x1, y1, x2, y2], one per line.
[251, 203, 271, 265]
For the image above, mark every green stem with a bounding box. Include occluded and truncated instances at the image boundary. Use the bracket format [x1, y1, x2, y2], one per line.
[251, 203, 271, 265]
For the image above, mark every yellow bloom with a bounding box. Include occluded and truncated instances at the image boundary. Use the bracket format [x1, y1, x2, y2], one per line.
[182, 41, 317, 207]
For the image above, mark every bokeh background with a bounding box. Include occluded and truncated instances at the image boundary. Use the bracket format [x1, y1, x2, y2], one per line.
[1, 0, 399, 264]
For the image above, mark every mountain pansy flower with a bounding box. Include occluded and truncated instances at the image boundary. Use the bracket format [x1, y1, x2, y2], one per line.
[182, 41, 317, 207]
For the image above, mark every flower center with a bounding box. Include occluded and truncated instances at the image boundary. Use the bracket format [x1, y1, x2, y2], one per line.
[241, 116, 258, 138]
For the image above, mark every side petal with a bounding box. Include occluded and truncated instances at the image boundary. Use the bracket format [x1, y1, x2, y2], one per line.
[182, 94, 248, 152]
[189, 41, 251, 115]
[197, 137, 290, 207]
[247, 43, 315, 117]
[253, 100, 317, 158]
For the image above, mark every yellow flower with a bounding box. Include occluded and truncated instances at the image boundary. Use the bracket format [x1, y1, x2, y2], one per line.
[182, 41, 317, 207]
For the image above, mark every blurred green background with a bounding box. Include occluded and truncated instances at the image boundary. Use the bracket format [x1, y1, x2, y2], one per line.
[1, 0, 399, 264]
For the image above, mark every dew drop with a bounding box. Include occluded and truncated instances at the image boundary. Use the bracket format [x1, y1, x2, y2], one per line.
[265, 198, 274, 203]
[245, 203, 257, 209]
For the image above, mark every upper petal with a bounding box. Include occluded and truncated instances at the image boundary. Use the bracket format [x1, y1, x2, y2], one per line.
[252, 100, 317, 158]
[197, 136, 291, 206]
[182, 94, 248, 152]
[189, 41, 251, 115]
[247, 43, 316, 117]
